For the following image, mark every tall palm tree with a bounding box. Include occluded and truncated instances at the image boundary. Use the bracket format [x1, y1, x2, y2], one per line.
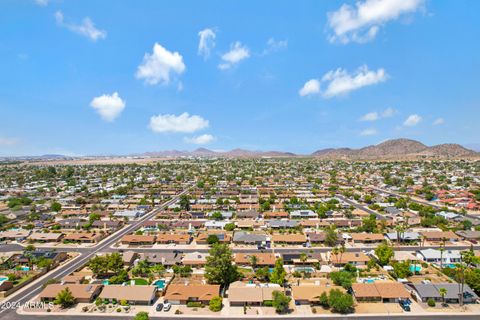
[332, 247, 339, 265]
[439, 287, 447, 305]
[339, 244, 346, 265]
[439, 238, 446, 270]
[299, 253, 308, 266]
[249, 255, 258, 269]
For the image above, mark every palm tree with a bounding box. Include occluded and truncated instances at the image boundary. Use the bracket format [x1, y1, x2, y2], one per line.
[249, 255, 258, 269]
[339, 244, 346, 265]
[332, 247, 339, 265]
[439, 238, 446, 270]
[299, 253, 308, 266]
[439, 287, 447, 306]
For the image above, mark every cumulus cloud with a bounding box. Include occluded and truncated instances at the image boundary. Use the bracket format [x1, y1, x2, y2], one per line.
[360, 107, 397, 121]
[262, 38, 288, 55]
[149, 112, 209, 133]
[54, 11, 106, 41]
[403, 114, 422, 126]
[136, 43, 186, 86]
[90, 92, 126, 122]
[198, 28, 216, 59]
[327, 0, 424, 44]
[0, 137, 19, 146]
[300, 65, 387, 98]
[433, 118, 445, 125]
[298, 79, 321, 97]
[184, 134, 216, 145]
[360, 112, 379, 121]
[360, 128, 377, 136]
[218, 41, 250, 70]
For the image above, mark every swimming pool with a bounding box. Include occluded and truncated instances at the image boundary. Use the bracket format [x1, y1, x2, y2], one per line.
[0, 276, 8, 282]
[410, 265, 421, 273]
[294, 267, 315, 273]
[153, 279, 165, 289]
[102, 280, 109, 285]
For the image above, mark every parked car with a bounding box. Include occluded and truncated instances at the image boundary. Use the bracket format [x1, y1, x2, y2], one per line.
[399, 299, 411, 311]
[163, 302, 171, 311]
[156, 303, 163, 312]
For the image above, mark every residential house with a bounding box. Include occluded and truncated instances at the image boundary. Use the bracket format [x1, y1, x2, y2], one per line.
[163, 284, 220, 305]
[39, 284, 102, 303]
[99, 285, 157, 305]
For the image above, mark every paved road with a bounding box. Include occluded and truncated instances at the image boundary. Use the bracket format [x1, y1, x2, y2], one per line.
[370, 186, 480, 221]
[4, 311, 480, 320]
[0, 188, 191, 320]
[336, 194, 387, 220]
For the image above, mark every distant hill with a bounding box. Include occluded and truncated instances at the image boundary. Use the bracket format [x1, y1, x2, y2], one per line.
[311, 138, 478, 159]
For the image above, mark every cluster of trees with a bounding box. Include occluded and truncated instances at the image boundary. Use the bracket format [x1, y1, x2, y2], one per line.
[88, 253, 123, 276]
[7, 196, 33, 209]
[318, 289, 354, 314]
[329, 265, 356, 289]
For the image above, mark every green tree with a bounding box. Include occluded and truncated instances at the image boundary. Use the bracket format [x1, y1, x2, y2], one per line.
[54, 287, 75, 308]
[329, 271, 353, 289]
[438, 287, 447, 305]
[269, 258, 286, 285]
[51, 202, 62, 212]
[272, 290, 291, 314]
[224, 223, 236, 231]
[391, 261, 412, 279]
[179, 195, 191, 211]
[318, 291, 329, 307]
[209, 296, 223, 312]
[324, 226, 338, 247]
[205, 244, 239, 286]
[361, 214, 377, 233]
[207, 234, 220, 245]
[328, 289, 354, 314]
[374, 242, 394, 266]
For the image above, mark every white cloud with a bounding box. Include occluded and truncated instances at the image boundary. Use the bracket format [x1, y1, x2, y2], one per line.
[184, 134, 216, 145]
[34, 0, 48, 6]
[198, 28, 216, 59]
[0, 137, 19, 146]
[90, 92, 126, 122]
[403, 114, 422, 126]
[301, 65, 387, 98]
[54, 11, 106, 41]
[149, 112, 209, 133]
[136, 43, 186, 85]
[381, 107, 397, 118]
[327, 0, 424, 44]
[299, 79, 321, 97]
[360, 107, 397, 121]
[262, 38, 288, 55]
[433, 118, 445, 125]
[218, 41, 250, 69]
[360, 128, 377, 136]
[360, 112, 379, 121]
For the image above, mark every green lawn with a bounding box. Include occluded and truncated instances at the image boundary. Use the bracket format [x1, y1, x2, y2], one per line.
[132, 278, 148, 285]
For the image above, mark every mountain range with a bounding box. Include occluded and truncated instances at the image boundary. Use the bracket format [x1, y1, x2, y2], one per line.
[138, 139, 478, 159]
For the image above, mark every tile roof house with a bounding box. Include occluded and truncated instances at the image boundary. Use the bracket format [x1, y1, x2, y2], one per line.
[352, 282, 409, 302]
[156, 233, 191, 245]
[163, 284, 220, 305]
[39, 284, 102, 303]
[182, 252, 209, 266]
[417, 249, 461, 264]
[421, 231, 461, 242]
[292, 285, 345, 305]
[121, 234, 156, 245]
[272, 233, 307, 244]
[234, 253, 277, 266]
[28, 232, 64, 242]
[233, 231, 268, 245]
[140, 252, 182, 266]
[99, 285, 157, 305]
[63, 232, 101, 243]
[228, 282, 281, 306]
[407, 283, 478, 304]
[329, 252, 369, 266]
[0, 230, 31, 241]
[350, 233, 385, 244]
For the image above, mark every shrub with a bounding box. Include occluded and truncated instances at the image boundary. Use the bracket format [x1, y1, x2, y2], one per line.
[427, 298, 436, 307]
[209, 296, 222, 312]
[120, 300, 129, 306]
[187, 301, 203, 308]
[116, 308, 121, 312]
[319, 291, 329, 308]
[263, 300, 273, 307]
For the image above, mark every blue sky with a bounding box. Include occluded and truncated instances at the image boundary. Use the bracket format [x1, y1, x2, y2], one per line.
[0, 0, 479, 156]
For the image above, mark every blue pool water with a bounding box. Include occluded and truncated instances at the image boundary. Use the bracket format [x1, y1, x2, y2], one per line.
[295, 267, 315, 273]
[365, 279, 375, 283]
[0, 276, 8, 282]
[410, 265, 421, 272]
[153, 279, 165, 289]
[21, 266, 30, 271]
[102, 280, 109, 285]
[445, 263, 456, 268]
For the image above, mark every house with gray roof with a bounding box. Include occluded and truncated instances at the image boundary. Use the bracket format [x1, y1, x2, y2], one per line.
[233, 231, 268, 245]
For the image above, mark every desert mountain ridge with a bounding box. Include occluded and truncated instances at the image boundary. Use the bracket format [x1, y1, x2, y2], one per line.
[139, 138, 477, 159]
